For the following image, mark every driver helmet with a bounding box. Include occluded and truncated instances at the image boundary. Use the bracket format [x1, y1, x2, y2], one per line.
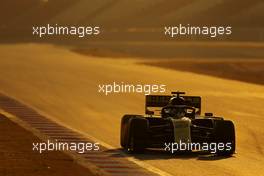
[169, 97, 185, 105]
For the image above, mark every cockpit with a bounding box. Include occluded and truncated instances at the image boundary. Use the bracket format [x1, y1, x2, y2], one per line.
[161, 105, 195, 119]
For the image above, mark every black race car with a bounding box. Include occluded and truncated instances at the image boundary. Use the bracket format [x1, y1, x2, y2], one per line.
[120, 91, 235, 156]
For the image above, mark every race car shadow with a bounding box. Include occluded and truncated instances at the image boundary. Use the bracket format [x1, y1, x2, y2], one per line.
[197, 154, 235, 161]
[104, 148, 234, 161]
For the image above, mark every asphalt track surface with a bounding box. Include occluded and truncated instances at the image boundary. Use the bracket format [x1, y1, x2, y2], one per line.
[0, 44, 264, 176]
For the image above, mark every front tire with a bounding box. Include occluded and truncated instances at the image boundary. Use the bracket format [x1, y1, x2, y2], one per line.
[214, 120, 236, 156]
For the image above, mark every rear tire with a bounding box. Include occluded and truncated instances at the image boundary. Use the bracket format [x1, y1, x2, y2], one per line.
[120, 115, 137, 148]
[128, 117, 148, 153]
[120, 114, 143, 150]
[214, 120, 235, 156]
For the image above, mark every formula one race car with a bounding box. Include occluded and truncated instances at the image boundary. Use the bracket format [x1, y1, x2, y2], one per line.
[120, 92, 235, 156]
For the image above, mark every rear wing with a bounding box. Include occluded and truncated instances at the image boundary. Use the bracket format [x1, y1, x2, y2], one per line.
[145, 95, 201, 115]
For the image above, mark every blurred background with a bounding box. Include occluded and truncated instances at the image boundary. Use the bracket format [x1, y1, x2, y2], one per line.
[1, 0, 263, 84]
[1, 0, 264, 42]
